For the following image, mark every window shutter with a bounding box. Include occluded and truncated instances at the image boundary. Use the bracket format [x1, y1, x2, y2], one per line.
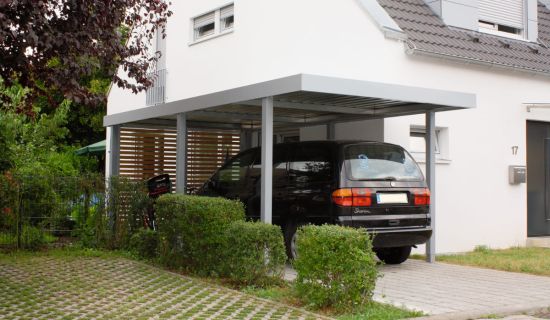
[479, 0, 524, 29]
[194, 12, 215, 29]
[220, 5, 234, 19]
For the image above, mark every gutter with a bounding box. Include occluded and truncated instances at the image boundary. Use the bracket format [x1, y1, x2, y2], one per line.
[404, 40, 550, 78]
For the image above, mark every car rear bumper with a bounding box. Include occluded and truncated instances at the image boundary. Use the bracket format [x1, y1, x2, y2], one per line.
[335, 215, 432, 248]
[369, 227, 432, 248]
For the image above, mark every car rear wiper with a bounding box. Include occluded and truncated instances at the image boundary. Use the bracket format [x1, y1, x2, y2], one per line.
[367, 177, 397, 181]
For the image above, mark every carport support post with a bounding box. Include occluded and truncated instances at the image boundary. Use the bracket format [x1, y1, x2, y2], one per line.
[106, 125, 120, 179]
[425, 111, 436, 263]
[261, 97, 274, 224]
[176, 113, 187, 193]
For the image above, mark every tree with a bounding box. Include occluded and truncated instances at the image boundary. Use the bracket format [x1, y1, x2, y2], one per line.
[0, 0, 171, 112]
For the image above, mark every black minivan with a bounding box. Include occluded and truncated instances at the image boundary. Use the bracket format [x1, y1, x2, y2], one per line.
[198, 141, 432, 264]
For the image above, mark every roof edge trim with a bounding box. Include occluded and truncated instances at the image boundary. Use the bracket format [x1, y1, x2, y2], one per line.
[355, 0, 408, 41]
[406, 42, 550, 77]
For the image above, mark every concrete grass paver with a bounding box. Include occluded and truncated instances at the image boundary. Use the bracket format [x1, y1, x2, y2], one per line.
[0, 255, 329, 320]
[374, 260, 550, 317]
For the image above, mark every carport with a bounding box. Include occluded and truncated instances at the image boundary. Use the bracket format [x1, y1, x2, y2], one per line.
[103, 73, 476, 262]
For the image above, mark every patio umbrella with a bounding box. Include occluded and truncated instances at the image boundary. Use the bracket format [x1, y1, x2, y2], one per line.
[75, 140, 106, 156]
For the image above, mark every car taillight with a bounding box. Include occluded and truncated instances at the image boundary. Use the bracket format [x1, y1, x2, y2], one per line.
[413, 188, 431, 206]
[332, 188, 372, 207]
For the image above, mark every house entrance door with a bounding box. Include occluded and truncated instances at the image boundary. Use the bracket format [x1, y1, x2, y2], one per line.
[527, 121, 550, 236]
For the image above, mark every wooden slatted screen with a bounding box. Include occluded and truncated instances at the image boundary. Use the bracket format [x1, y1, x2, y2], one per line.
[119, 127, 240, 191]
[120, 127, 177, 184]
[186, 128, 241, 190]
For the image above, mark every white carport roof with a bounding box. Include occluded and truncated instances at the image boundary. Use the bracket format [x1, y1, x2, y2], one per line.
[103, 74, 475, 127]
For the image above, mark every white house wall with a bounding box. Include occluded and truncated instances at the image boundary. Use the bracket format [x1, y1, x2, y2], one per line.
[107, 0, 550, 253]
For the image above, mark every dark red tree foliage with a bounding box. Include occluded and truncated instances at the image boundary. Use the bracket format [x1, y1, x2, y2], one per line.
[0, 0, 171, 110]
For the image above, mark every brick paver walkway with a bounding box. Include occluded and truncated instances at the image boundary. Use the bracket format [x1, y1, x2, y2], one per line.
[0, 255, 328, 320]
[375, 260, 550, 316]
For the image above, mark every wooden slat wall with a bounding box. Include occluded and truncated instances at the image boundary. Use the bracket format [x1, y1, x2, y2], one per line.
[186, 128, 240, 190]
[119, 127, 240, 191]
[120, 128, 178, 185]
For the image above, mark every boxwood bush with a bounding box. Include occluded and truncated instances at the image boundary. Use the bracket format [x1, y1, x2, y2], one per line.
[129, 228, 158, 259]
[293, 224, 378, 311]
[155, 194, 245, 274]
[222, 221, 286, 286]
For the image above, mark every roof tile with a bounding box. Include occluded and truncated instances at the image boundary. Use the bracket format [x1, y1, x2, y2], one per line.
[378, 0, 550, 74]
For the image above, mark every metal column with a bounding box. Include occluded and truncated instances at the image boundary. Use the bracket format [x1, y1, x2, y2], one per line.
[176, 113, 187, 193]
[261, 97, 274, 224]
[327, 122, 336, 140]
[106, 125, 120, 179]
[425, 111, 436, 263]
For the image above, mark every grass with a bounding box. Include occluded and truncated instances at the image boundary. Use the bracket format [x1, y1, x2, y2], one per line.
[243, 284, 423, 320]
[413, 246, 550, 276]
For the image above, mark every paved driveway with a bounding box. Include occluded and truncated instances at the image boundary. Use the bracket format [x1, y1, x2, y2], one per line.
[375, 260, 550, 317]
[0, 254, 327, 320]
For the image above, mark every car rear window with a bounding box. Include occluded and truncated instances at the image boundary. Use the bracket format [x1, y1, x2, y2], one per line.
[344, 144, 424, 181]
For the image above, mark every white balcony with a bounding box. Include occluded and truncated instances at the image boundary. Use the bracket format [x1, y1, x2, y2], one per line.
[146, 69, 167, 106]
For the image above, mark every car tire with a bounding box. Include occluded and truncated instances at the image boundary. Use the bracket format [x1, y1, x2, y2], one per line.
[375, 246, 412, 265]
[284, 220, 305, 261]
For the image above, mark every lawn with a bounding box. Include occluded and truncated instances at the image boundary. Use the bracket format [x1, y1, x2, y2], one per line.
[413, 246, 550, 276]
[0, 249, 325, 320]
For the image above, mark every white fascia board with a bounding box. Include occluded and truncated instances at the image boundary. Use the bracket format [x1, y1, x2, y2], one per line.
[104, 74, 302, 127]
[355, 0, 407, 41]
[104, 74, 476, 127]
[300, 74, 477, 109]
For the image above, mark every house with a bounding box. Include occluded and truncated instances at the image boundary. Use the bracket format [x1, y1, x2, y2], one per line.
[106, 0, 550, 256]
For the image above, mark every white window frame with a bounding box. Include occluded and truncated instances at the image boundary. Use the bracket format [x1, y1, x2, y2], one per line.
[478, 20, 524, 40]
[477, 0, 526, 40]
[190, 3, 234, 46]
[409, 126, 451, 164]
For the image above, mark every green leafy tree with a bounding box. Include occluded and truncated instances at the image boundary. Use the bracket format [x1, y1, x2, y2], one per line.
[0, 0, 172, 111]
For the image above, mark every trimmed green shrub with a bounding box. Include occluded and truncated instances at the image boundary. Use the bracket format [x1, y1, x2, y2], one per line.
[155, 194, 245, 274]
[222, 221, 286, 286]
[129, 229, 158, 259]
[293, 224, 378, 311]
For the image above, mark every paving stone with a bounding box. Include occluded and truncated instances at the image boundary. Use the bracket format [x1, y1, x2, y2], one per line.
[373, 260, 550, 316]
[0, 256, 329, 320]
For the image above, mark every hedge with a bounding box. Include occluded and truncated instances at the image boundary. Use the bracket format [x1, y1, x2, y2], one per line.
[129, 228, 158, 259]
[155, 194, 245, 274]
[222, 221, 286, 286]
[293, 224, 378, 311]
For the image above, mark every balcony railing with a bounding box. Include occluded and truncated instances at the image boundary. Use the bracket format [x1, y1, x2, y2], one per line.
[146, 69, 166, 106]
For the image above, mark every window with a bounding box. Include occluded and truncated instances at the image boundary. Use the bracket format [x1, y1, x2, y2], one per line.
[192, 4, 234, 43]
[217, 150, 255, 189]
[478, 0, 524, 38]
[220, 5, 234, 31]
[410, 130, 440, 154]
[193, 12, 215, 40]
[344, 144, 423, 182]
[409, 126, 450, 163]
[289, 145, 332, 183]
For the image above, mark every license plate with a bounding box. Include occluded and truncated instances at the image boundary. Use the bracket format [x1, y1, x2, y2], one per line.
[376, 193, 408, 204]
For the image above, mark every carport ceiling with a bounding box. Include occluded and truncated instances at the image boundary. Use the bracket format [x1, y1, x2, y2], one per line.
[104, 74, 476, 129]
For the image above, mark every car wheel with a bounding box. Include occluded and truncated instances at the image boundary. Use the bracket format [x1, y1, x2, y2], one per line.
[284, 220, 305, 261]
[375, 246, 412, 265]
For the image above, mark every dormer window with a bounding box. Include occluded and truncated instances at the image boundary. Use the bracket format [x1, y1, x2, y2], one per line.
[478, 0, 524, 39]
[191, 4, 234, 44]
